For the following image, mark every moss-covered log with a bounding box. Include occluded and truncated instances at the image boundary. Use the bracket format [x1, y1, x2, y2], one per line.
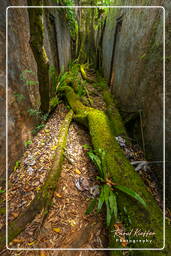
[0, 110, 73, 249]
[103, 89, 127, 138]
[62, 86, 171, 255]
[28, 0, 50, 113]
[80, 65, 96, 83]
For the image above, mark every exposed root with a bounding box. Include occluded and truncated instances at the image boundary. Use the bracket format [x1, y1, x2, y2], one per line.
[0, 110, 73, 250]
[80, 64, 96, 83]
[61, 85, 171, 254]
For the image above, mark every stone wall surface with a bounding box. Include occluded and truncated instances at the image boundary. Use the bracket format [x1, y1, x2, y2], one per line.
[164, 0, 171, 209]
[102, 0, 171, 206]
[0, 0, 71, 184]
[0, 0, 10, 183]
[7, 1, 40, 178]
[0, 0, 42, 183]
[44, 0, 71, 73]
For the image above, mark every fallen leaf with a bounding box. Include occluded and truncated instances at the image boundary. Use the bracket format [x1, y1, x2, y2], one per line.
[51, 145, 58, 151]
[68, 219, 77, 227]
[40, 251, 46, 256]
[28, 241, 35, 246]
[35, 186, 41, 191]
[55, 192, 62, 198]
[11, 212, 18, 218]
[45, 129, 50, 133]
[53, 227, 61, 233]
[75, 169, 81, 175]
[12, 239, 23, 244]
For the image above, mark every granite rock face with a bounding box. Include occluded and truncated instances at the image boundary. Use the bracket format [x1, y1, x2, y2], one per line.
[44, 4, 71, 74]
[0, 0, 71, 183]
[102, 1, 171, 206]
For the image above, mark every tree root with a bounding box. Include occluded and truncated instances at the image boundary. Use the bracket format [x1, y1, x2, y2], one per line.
[80, 64, 96, 83]
[62, 85, 171, 254]
[0, 110, 73, 250]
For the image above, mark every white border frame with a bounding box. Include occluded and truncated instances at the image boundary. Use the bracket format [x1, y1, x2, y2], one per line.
[6, 5, 165, 251]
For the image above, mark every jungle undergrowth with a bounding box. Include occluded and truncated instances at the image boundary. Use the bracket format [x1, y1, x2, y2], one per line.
[85, 147, 147, 228]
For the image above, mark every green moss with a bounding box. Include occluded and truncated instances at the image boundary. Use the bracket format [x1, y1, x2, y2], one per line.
[0, 208, 5, 215]
[102, 89, 127, 137]
[63, 86, 171, 251]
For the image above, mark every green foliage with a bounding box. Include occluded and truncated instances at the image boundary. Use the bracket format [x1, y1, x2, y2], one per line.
[52, 0, 78, 40]
[20, 69, 32, 80]
[49, 96, 61, 110]
[20, 69, 38, 86]
[66, 105, 71, 110]
[95, 73, 108, 89]
[85, 198, 97, 215]
[0, 190, 5, 194]
[109, 189, 117, 219]
[24, 140, 32, 148]
[14, 160, 20, 171]
[28, 108, 41, 117]
[87, 148, 107, 180]
[28, 109, 47, 120]
[41, 113, 49, 122]
[14, 93, 25, 102]
[25, 80, 39, 86]
[87, 150, 105, 179]
[62, 0, 77, 39]
[83, 144, 92, 150]
[32, 124, 45, 135]
[49, 65, 58, 92]
[86, 149, 147, 226]
[115, 185, 147, 208]
[139, 53, 146, 60]
[77, 84, 86, 97]
[57, 71, 70, 89]
[57, 64, 80, 92]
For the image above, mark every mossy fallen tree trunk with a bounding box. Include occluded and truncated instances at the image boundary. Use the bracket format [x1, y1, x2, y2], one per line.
[80, 65, 96, 83]
[102, 89, 127, 138]
[0, 110, 73, 249]
[28, 0, 50, 113]
[62, 86, 171, 255]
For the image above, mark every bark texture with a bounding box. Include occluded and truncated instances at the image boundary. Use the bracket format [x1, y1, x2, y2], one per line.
[28, 0, 50, 113]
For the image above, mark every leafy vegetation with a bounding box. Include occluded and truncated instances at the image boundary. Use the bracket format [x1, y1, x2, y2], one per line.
[27, 108, 49, 135]
[49, 96, 61, 110]
[52, 0, 78, 40]
[83, 144, 92, 150]
[24, 140, 32, 148]
[85, 148, 147, 226]
[27, 108, 41, 117]
[32, 124, 45, 135]
[49, 65, 58, 93]
[14, 93, 25, 102]
[14, 160, 20, 171]
[20, 69, 38, 86]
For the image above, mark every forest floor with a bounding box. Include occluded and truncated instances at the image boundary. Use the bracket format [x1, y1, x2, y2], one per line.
[0, 75, 165, 256]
